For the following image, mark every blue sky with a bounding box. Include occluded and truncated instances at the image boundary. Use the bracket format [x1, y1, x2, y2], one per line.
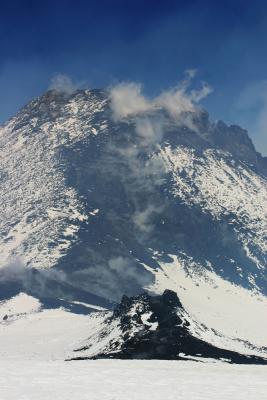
[1, 0, 267, 154]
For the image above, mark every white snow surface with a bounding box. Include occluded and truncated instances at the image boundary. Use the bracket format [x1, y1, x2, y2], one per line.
[0, 360, 266, 400]
[0, 293, 41, 319]
[146, 255, 267, 350]
[0, 293, 266, 399]
[0, 292, 108, 361]
[0, 256, 266, 362]
[0, 290, 266, 400]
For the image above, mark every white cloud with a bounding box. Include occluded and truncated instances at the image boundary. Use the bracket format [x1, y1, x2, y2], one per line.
[154, 78, 212, 121]
[155, 86, 194, 118]
[109, 82, 151, 120]
[109, 72, 212, 126]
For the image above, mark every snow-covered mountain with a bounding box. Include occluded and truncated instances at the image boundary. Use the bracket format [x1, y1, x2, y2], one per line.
[0, 87, 266, 361]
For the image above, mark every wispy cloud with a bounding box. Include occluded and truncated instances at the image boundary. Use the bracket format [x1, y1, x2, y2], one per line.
[0, 257, 67, 298]
[49, 74, 79, 94]
[109, 71, 212, 125]
[109, 82, 151, 120]
[73, 256, 152, 300]
[107, 72, 212, 240]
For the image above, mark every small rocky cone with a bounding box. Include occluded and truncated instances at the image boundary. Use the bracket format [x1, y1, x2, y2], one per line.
[72, 290, 267, 364]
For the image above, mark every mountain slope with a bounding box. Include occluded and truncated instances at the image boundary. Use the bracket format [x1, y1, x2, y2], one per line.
[0, 87, 266, 356]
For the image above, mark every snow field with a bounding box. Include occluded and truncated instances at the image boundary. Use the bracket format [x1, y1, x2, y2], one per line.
[0, 360, 266, 400]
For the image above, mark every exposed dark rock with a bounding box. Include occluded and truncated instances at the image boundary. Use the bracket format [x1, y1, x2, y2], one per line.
[71, 290, 267, 364]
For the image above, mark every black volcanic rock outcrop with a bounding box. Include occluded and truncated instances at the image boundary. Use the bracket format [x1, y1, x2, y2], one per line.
[72, 290, 267, 364]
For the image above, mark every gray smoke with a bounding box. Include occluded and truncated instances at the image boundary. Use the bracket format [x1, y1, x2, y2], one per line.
[49, 74, 79, 94]
[73, 256, 152, 301]
[0, 258, 26, 282]
[106, 72, 212, 236]
[0, 257, 67, 298]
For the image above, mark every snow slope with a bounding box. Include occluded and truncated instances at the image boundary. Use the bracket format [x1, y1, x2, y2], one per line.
[146, 256, 267, 347]
[0, 293, 107, 361]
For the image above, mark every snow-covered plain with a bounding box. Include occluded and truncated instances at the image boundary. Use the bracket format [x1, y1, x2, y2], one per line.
[0, 360, 266, 400]
[0, 294, 106, 361]
[0, 294, 266, 400]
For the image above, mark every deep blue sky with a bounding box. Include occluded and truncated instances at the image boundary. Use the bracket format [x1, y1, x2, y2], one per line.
[1, 0, 267, 153]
